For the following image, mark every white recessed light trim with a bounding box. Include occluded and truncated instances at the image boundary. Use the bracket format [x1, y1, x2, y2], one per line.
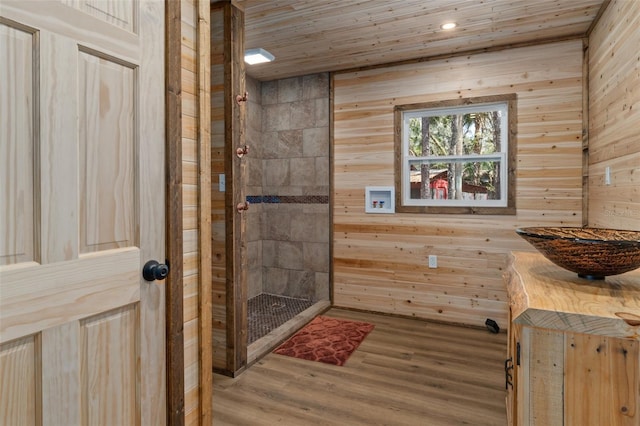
[244, 48, 275, 65]
[440, 22, 457, 30]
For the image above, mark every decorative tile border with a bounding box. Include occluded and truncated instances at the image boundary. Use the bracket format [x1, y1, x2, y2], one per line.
[246, 195, 329, 204]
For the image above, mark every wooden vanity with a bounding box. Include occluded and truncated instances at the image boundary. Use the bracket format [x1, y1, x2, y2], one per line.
[505, 251, 640, 426]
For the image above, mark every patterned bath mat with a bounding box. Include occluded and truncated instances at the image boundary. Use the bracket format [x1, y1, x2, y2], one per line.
[273, 316, 375, 366]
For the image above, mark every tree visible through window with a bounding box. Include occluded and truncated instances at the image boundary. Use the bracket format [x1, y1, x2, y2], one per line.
[394, 95, 516, 214]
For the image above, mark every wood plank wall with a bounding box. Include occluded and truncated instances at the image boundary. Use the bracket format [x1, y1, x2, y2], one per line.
[210, 0, 248, 378]
[181, 0, 200, 423]
[588, 0, 640, 231]
[181, 0, 213, 423]
[223, 2, 248, 376]
[333, 40, 585, 328]
[210, 4, 228, 372]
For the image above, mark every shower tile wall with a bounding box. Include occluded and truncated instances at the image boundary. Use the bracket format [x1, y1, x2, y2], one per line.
[246, 73, 330, 302]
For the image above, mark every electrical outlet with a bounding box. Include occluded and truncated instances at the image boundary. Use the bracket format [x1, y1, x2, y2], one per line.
[219, 174, 225, 192]
[428, 255, 438, 269]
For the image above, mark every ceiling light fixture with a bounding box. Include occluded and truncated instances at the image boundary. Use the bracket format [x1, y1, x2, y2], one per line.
[440, 22, 457, 30]
[244, 48, 275, 65]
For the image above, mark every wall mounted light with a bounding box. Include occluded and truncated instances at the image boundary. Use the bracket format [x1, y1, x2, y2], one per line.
[244, 48, 275, 65]
[440, 22, 457, 30]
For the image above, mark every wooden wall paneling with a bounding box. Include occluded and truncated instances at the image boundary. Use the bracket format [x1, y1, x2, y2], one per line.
[183, 205, 197, 230]
[333, 40, 584, 328]
[210, 0, 247, 376]
[178, 0, 217, 419]
[210, 2, 228, 373]
[588, 157, 640, 229]
[588, 0, 640, 231]
[223, 0, 247, 375]
[183, 273, 198, 323]
[182, 251, 199, 278]
[182, 317, 200, 426]
[196, 0, 213, 421]
[166, 0, 184, 423]
[220, 0, 236, 375]
[181, 0, 199, 422]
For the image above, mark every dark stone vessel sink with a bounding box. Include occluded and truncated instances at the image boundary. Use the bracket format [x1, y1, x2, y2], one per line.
[516, 227, 640, 280]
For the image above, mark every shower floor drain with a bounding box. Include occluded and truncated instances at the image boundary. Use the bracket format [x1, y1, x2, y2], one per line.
[248, 293, 314, 344]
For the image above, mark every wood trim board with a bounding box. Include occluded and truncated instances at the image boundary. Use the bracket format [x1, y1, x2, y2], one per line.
[197, 0, 214, 422]
[165, 0, 185, 424]
[211, 0, 248, 377]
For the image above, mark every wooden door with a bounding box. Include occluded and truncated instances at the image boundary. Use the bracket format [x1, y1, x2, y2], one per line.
[0, 1, 166, 424]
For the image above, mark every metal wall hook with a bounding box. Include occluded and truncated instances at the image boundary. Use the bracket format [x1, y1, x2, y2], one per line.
[236, 201, 249, 213]
[236, 145, 249, 158]
[235, 91, 248, 105]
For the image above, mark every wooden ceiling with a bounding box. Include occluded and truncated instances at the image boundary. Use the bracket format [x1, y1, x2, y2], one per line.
[234, 0, 608, 81]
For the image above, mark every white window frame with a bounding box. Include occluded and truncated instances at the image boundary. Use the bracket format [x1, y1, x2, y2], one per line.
[394, 95, 517, 215]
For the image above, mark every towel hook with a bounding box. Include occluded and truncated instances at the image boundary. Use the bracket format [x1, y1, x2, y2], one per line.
[236, 91, 248, 105]
[236, 201, 249, 213]
[236, 145, 249, 158]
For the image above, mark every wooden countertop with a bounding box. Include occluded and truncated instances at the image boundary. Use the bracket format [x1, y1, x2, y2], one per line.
[507, 251, 640, 340]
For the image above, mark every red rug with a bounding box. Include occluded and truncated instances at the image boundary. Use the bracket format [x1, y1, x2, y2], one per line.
[273, 316, 375, 366]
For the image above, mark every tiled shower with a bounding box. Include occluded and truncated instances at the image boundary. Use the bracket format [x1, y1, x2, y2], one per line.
[245, 73, 331, 348]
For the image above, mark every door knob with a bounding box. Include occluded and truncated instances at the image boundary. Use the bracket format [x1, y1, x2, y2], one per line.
[143, 260, 169, 281]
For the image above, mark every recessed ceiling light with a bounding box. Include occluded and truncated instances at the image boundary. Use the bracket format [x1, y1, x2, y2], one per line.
[244, 48, 275, 65]
[441, 22, 457, 30]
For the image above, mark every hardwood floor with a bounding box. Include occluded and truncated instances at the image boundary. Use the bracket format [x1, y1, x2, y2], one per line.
[213, 309, 508, 425]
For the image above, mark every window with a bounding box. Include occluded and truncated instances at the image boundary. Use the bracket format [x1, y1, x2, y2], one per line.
[394, 95, 516, 214]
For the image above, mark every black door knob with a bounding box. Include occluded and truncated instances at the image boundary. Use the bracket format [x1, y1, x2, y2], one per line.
[143, 260, 169, 281]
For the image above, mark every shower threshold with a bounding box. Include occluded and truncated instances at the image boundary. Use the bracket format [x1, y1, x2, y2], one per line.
[247, 295, 330, 365]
